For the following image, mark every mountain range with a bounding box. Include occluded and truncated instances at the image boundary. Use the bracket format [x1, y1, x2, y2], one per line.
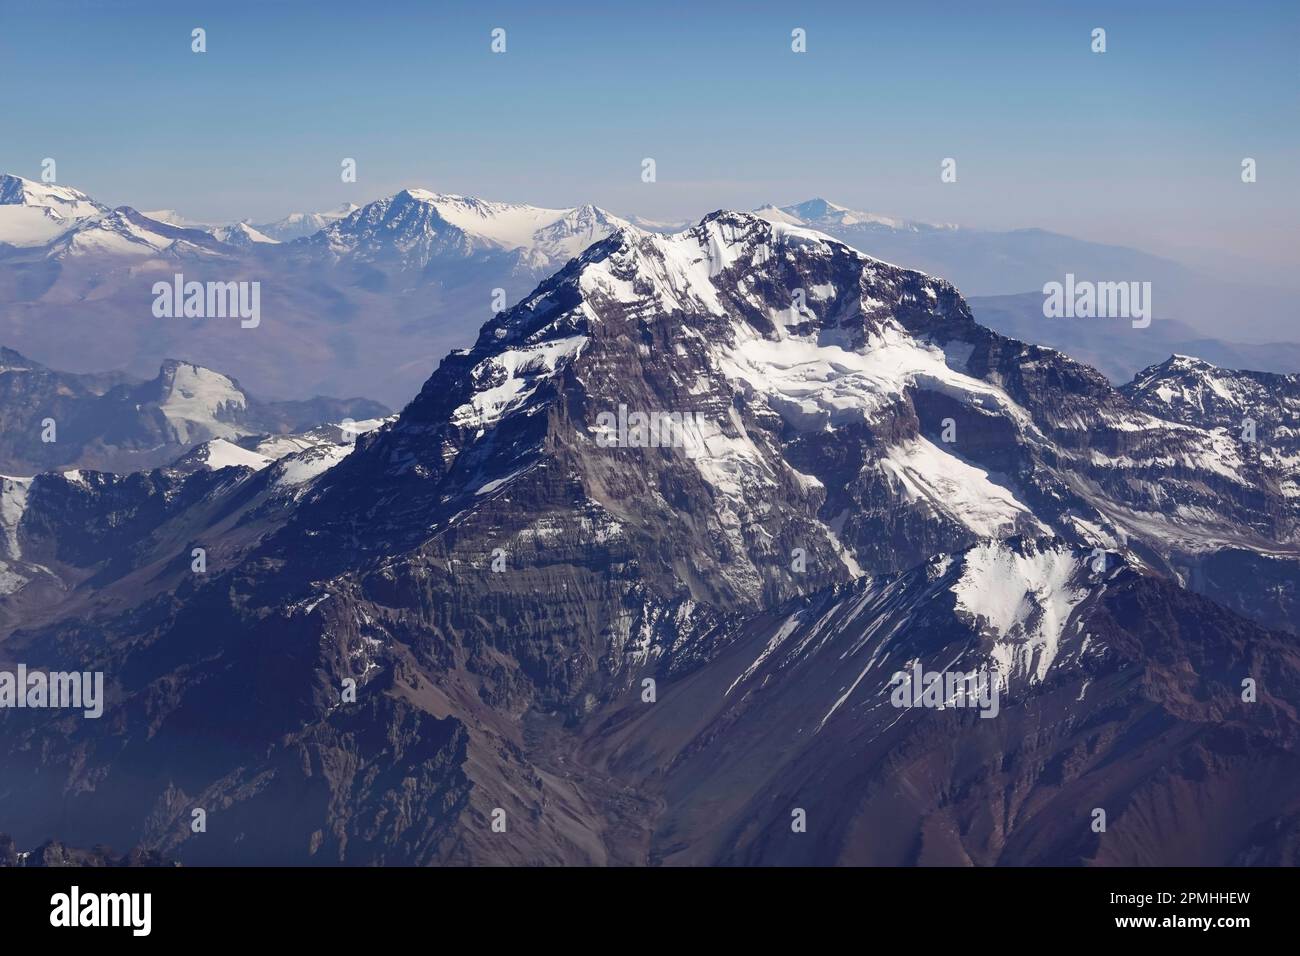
[3, 173, 1295, 405]
[0, 346, 388, 474]
[0, 209, 1295, 865]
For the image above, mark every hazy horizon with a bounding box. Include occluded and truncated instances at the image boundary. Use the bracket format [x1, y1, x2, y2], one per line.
[2, 0, 1296, 281]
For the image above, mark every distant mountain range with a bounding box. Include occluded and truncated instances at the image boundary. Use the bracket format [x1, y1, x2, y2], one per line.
[0, 175, 639, 405]
[2, 174, 1294, 406]
[253, 203, 360, 242]
[754, 198, 1300, 343]
[0, 210, 1296, 864]
[968, 292, 1300, 383]
[753, 196, 1178, 297]
[0, 346, 388, 474]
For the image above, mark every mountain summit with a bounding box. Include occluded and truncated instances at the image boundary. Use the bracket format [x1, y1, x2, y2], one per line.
[0, 173, 108, 247]
[298, 188, 633, 274]
[2, 209, 1292, 865]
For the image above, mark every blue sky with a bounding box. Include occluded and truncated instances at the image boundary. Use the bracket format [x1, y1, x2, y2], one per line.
[2, 0, 1296, 271]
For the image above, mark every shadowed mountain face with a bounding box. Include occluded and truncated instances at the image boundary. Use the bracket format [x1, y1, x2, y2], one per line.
[0, 212, 1296, 865]
[0, 832, 174, 867]
[586, 545, 1300, 866]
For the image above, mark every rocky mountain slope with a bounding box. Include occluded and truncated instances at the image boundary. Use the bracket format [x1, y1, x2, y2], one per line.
[1124, 353, 1300, 436]
[0, 211, 1295, 865]
[587, 540, 1300, 865]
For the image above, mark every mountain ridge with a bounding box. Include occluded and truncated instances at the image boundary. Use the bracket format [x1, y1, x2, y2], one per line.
[2, 173, 1295, 405]
[0, 207, 1294, 864]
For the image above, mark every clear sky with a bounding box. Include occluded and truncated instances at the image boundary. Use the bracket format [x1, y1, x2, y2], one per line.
[2, 0, 1296, 272]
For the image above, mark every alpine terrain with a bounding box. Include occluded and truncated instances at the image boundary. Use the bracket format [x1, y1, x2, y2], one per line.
[0, 211, 1296, 865]
[0, 174, 632, 405]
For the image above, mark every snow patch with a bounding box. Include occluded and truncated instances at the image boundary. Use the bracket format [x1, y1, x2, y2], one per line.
[879, 437, 1047, 538]
[951, 542, 1089, 683]
[0, 476, 33, 560]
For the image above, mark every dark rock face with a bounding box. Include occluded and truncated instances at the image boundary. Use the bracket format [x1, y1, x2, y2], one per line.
[1117, 354, 1300, 632]
[0, 833, 174, 867]
[585, 543, 1300, 865]
[0, 212, 1296, 865]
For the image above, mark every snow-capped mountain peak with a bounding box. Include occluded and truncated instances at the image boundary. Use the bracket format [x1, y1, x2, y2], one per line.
[151, 360, 249, 443]
[396, 187, 444, 203]
[547, 208, 952, 334]
[756, 197, 957, 234]
[365, 205, 1299, 628]
[305, 188, 632, 273]
[525, 202, 635, 266]
[372, 209, 1019, 605]
[785, 196, 855, 219]
[0, 173, 101, 213]
[0, 173, 108, 247]
[44, 207, 231, 260]
[1123, 353, 1300, 445]
[211, 221, 279, 246]
[391, 189, 629, 253]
